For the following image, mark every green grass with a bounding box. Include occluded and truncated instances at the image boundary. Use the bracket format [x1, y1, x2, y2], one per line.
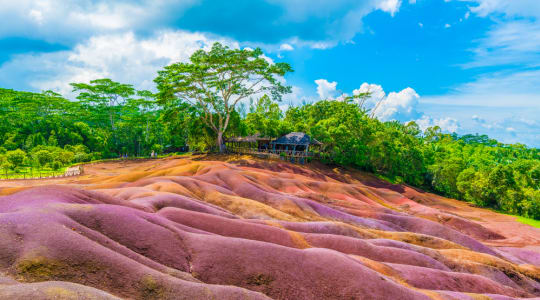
[515, 216, 540, 228]
[0, 166, 68, 179]
[0, 152, 192, 180]
[486, 208, 540, 229]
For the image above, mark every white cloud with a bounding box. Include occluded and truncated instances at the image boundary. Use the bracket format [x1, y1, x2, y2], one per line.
[431, 0, 540, 146]
[0, 31, 238, 97]
[0, 0, 197, 43]
[315, 79, 338, 99]
[451, 69, 540, 105]
[354, 82, 386, 102]
[281, 85, 310, 110]
[279, 43, 294, 51]
[29, 9, 43, 24]
[376, 0, 402, 16]
[375, 87, 421, 121]
[1, 0, 406, 51]
[264, 0, 404, 48]
[468, 0, 540, 18]
[465, 20, 540, 68]
[418, 22, 423, 27]
[416, 115, 459, 133]
[352, 83, 422, 122]
[445, 23, 451, 28]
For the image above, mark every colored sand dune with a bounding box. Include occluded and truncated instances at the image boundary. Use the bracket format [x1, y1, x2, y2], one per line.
[0, 155, 539, 299]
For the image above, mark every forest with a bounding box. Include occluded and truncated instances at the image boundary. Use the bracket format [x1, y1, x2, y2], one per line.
[0, 43, 538, 219]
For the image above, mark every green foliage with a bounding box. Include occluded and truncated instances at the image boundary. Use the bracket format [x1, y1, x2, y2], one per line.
[34, 150, 53, 168]
[0, 56, 537, 220]
[155, 42, 292, 151]
[151, 144, 163, 155]
[51, 160, 62, 171]
[6, 149, 27, 170]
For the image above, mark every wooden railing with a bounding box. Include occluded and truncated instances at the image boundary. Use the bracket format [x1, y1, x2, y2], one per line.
[0, 165, 83, 181]
[225, 147, 319, 164]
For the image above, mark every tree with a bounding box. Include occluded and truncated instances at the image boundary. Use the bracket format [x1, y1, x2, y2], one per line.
[151, 144, 163, 155]
[48, 130, 58, 146]
[245, 95, 285, 137]
[71, 79, 135, 130]
[6, 149, 26, 170]
[34, 150, 53, 168]
[155, 42, 293, 152]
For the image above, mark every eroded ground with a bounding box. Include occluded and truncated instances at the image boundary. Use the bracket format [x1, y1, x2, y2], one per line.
[0, 155, 538, 299]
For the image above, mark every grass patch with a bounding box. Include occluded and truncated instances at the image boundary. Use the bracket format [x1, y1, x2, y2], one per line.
[0, 166, 68, 180]
[515, 216, 540, 228]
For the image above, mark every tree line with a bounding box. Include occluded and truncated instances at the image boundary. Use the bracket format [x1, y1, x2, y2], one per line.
[0, 43, 538, 219]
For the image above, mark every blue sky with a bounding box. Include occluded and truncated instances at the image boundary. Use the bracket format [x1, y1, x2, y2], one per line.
[0, 0, 539, 146]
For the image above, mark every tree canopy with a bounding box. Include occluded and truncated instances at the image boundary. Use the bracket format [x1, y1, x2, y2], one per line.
[154, 42, 293, 151]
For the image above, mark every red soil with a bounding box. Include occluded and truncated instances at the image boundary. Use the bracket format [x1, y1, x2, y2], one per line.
[0, 154, 538, 299]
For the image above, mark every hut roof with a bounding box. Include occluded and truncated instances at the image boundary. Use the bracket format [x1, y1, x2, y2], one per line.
[226, 133, 273, 143]
[271, 132, 322, 146]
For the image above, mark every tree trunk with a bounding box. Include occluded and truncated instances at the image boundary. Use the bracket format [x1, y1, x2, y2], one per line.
[217, 131, 224, 153]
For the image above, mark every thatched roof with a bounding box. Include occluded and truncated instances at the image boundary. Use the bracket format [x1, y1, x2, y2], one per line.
[226, 133, 273, 143]
[271, 132, 322, 146]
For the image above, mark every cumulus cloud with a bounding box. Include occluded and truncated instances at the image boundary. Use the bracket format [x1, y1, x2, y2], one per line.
[376, 87, 421, 121]
[315, 79, 338, 100]
[1, 0, 405, 49]
[0, 31, 238, 97]
[0, 0, 198, 44]
[352, 83, 421, 122]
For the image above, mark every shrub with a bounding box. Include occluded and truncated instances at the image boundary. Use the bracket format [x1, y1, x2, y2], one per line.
[34, 150, 53, 168]
[57, 150, 75, 165]
[151, 144, 163, 155]
[6, 149, 27, 170]
[74, 153, 92, 163]
[51, 160, 62, 171]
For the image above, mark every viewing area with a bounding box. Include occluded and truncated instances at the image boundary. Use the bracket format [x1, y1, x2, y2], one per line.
[225, 132, 322, 163]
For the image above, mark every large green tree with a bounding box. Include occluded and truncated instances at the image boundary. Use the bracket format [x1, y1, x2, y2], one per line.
[71, 78, 136, 130]
[154, 42, 293, 152]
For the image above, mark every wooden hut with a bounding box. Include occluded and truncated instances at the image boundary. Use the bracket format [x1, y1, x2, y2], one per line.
[270, 132, 322, 160]
[225, 132, 322, 163]
[225, 133, 274, 154]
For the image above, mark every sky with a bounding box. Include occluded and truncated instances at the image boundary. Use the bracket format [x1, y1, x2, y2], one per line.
[0, 0, 539, 147]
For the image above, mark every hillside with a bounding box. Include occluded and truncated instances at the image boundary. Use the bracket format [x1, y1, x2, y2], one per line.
[0, 155, 539, 299]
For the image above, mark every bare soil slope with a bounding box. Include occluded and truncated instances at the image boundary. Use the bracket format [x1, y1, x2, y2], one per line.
[0, 155, 538, 299]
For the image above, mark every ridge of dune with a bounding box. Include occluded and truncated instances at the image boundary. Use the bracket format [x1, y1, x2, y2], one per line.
[0, 155, 538, 299]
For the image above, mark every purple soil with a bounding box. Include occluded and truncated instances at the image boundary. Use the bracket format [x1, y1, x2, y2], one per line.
[0, 156, 538, 299]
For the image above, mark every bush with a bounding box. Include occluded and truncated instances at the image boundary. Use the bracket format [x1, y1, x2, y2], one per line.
[57, 150, 75, 165]
[151, 144, 163, 155]
[51, 160, 62, 171]
[6, 149, 26, 170]
[74, 153, 92, 163]
[91, 152, 102, 161]
[34, 150, 53, 168]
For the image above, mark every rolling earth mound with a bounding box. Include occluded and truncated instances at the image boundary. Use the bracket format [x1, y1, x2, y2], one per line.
[0, 155, 539, 299]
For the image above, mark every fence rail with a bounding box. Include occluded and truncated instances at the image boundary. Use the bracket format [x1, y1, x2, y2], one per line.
[225, 147, 320, 164]
[0, 165, 83, 181]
